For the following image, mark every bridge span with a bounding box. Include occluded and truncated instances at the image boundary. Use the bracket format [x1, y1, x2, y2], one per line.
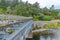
[0, 14, 34, 40]
[5, 20, 33, 40]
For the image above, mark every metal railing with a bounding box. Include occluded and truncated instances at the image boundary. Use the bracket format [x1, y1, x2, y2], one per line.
[4, 20, 33, 40]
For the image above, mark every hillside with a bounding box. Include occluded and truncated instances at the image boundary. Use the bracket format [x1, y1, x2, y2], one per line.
[56, 9, 60, 11]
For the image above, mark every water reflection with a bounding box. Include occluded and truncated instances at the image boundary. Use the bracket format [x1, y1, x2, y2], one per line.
[33, 28, 60, 40]
[40, 36, 50, 40]
[40, 35, 56, 40]
[39, 30, 57, 40]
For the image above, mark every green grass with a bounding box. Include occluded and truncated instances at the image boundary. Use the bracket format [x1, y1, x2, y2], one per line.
[43, 22, 60, 28]
[0, 24, 7, 26]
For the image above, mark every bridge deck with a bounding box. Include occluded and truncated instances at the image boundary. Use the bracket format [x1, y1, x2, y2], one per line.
[0, 20, 33, 40]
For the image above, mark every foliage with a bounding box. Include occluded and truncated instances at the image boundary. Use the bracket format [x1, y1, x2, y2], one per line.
[38, 13, 44, 20]
[6, 28, 14, 34]
[42, 16, 53, 21]
[38, 14, 54, 21]
[0, 0, 60, 21]
[33, 15, 39, 21]
[0, 24, 7, 26]
[43, 22, 60, 28]
[33, 32, 40, 40]
[57, 13, 60, 19]
[33, 22, 60, 29]
[0, 8, 5, 13]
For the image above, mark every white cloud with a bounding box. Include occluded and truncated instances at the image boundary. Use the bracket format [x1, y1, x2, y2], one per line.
[22, 0, 60, 9]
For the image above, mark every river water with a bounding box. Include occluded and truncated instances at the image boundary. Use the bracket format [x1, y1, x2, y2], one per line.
[34, 28, 60, 40]
[39, 28, 60, 40]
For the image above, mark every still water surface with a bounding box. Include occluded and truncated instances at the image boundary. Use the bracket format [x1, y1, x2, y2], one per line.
[39, 28, 60, 40]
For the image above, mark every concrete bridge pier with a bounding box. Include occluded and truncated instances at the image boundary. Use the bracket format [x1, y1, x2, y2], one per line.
[25, 24, 34, 40]
[26, 29, 33, 40]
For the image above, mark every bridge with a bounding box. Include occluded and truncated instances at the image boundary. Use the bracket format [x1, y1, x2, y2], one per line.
[0, 14, 33, 40]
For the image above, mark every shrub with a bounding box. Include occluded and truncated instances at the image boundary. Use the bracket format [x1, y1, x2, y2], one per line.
[33, 15, 39, 21]
[0, 8, 5, 13]
[6, 28, 14, 34]
[42, 16, 53, 21]
[38, 14, 54, 21]
[38, 13, 44, 20]
[43, 22, 60, 28]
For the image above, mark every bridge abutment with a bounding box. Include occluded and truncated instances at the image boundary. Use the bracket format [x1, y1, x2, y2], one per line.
[25, 24, 34, 40]
[26, 29, 33, 40]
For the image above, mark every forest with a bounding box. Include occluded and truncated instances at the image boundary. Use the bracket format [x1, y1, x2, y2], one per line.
[0, 0, 60, 21]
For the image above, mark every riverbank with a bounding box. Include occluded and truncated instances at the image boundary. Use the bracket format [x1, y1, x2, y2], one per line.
[33, 20, 60, 40]
[33, 28, 59, 40]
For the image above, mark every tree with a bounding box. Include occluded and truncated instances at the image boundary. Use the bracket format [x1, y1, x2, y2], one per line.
[50, 10, 59, 19]
[42, 7, 51, 15]
[50, 5, 54, 10]
[33, 2, 40, 8]
[0, 0, 59, 21]
[26, 1, 28, 5]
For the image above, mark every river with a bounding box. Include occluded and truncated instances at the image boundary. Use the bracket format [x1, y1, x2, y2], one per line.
[33, 28, 60, 40]
[34, 21, 60, 40]
[39, 28, 60, 40]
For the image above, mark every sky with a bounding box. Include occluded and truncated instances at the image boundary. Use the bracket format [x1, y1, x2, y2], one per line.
[22, 0, 60, 9]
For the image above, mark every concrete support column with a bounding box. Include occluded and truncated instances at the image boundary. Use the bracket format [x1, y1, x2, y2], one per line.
[26, 24, 34, 40]
[26, 29, 33, 40]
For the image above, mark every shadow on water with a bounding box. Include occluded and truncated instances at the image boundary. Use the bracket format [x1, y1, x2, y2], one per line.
[33, 32, 40, 40]
[33, 30, 56, 40]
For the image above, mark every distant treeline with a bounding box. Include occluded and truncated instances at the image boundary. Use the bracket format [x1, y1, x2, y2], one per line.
[0, 0, 60, 21]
